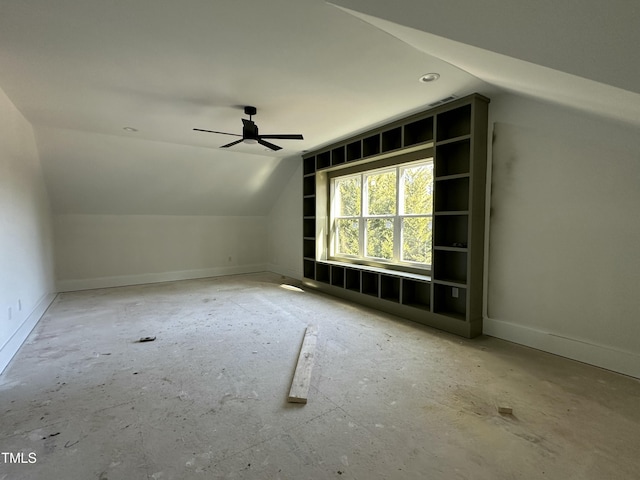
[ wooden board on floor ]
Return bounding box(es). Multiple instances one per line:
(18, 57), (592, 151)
(287, 325), (318, 404)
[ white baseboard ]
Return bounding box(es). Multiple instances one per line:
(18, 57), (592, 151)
(484, 317), (640, 379)
(0, 292), (57, 375)
(265, 263), (302, 281)
(56, 264), (268, 292)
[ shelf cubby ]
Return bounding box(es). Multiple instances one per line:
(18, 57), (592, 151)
(331, 265), (345, 287)
(401, 279), (431, 310)
(404, 117), (434, 147)
(361, 271), (379, 297)
(380, 275), (400, 303)
(363, 134), (381, 157)
(316, 263), (330, 284)
(437, 104), (471, 142)
(433, 283), (467, 320)
(434, 177), (469, 212)
(434, 214), (468, 248)
(381, 127), (402, 153)
(303, 239), (315, 259)
(303, 218), (315, 238)
(332, 146), (346, 166)
(303, 197), (315, 217)
(435, 139), (470, 177)
(433, 250), (468, 285)
(303, 260), (315, 279)
(345, 268), (361, 292)
(303, 156), (316, 175)
(303, 175), (315, 196)
(317, 151), (331, 170)
(346, 141), (362, 162)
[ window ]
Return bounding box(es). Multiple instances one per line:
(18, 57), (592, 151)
(330, 158), (433, 271)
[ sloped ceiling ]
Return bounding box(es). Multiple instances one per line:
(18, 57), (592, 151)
(332, 0), (640, 95)
(332, 0), (640, 127)
(0, 1), (637, 215)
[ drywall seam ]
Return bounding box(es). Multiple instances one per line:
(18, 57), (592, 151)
(0, 293), (57, 375)
(57, 264), (268, 292)
(484, 318), (640, 379)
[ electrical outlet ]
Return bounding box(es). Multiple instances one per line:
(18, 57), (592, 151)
(452, 287), (459, 298)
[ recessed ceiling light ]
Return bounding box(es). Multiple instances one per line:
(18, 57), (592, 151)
(123, 127), (138, 132)
(419, 73), (440, 83)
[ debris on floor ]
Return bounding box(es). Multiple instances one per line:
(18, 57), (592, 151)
(287, 325), (318, 404)
(498, 406), (513, 415)
(137, 336), (156, 343)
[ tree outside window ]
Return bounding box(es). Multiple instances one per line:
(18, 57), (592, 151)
(331, 159), (433, 270)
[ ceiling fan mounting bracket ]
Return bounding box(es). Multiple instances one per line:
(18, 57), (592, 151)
(244, 106), (257, 117)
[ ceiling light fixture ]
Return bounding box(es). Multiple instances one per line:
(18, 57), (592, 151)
(123, 127), (138, 132)
(419, 73), (440, 83)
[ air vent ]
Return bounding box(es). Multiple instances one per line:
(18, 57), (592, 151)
(429, 95), (457, 108)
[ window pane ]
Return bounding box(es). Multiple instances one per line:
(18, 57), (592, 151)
(366, 171), (396, 215)
(336, 177), (361, 216)
(336, 218), (359, 256)
(366, 218), (394, 260)
(402, 217), (432, 264)
(402, 163), (433, 215)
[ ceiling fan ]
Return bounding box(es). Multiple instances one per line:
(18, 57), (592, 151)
(193, 106), (303, 151)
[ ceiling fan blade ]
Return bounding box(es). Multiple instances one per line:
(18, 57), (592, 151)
(259, 134), (304, 140)
(258, 139), (282, 151)
(220, 139), (245, 148)
(193, 128), (242, 137)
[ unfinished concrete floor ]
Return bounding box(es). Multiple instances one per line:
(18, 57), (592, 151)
(1, 272), (639, 479)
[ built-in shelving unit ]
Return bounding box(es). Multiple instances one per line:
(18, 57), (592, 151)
(301, 94), (489, 338)
(302, 154), (317, 283)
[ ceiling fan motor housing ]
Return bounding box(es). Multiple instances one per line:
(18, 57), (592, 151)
(242, 120), (259, 139)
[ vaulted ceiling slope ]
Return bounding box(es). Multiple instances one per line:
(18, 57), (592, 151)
(333, 0), (640, 95)
(332, 0), (640, 128)
(0, 1), (637, 215)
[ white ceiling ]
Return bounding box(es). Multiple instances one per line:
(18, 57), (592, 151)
(1, 0), (637, 215)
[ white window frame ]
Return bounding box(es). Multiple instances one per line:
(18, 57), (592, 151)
(329, 158), (433, 273)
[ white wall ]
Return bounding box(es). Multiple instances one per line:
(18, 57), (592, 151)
(485, 93), (640, 378)
(54, 214), (268, 291)
(267, 162), (303, 279)
(0, 87), (56, 373)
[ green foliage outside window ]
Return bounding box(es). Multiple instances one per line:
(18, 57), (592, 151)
(401, 164), (433, 264)
(402, 217), (432, 264)
(336, 218), (359, 256)
(366, 170), (396, 215)
(336, 177), (360, 255)
(333, 160), (432, 268)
